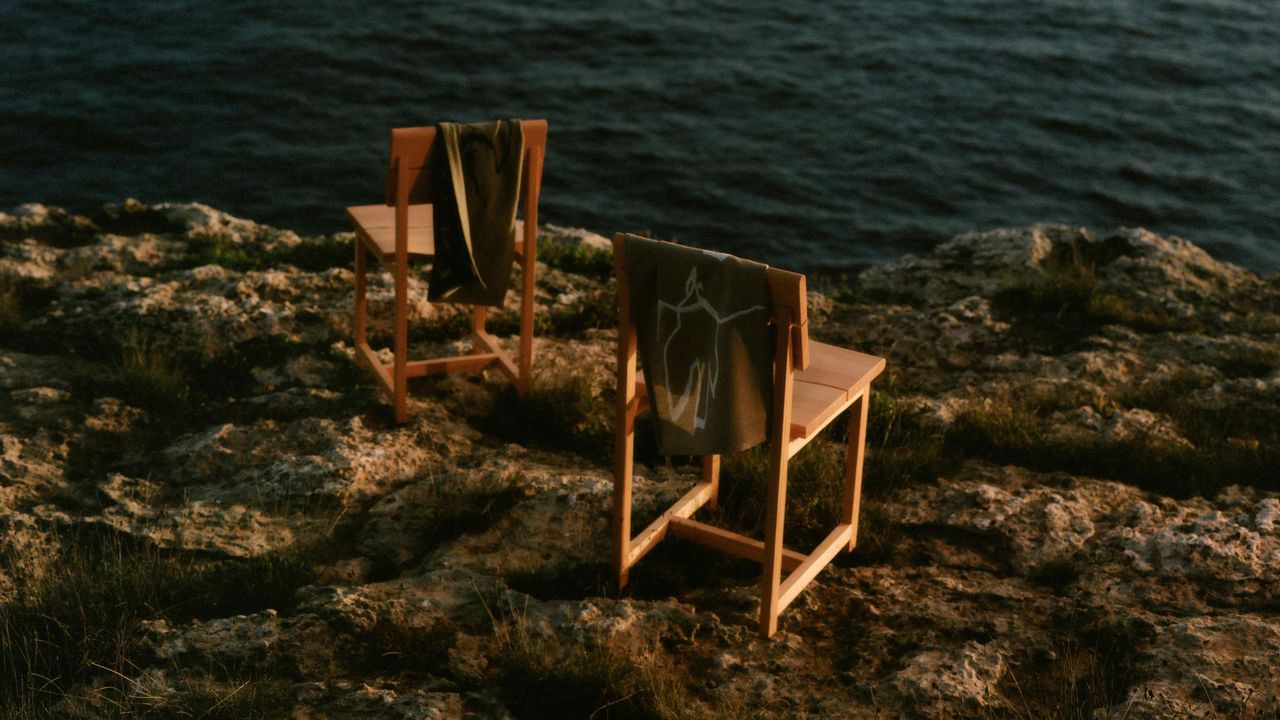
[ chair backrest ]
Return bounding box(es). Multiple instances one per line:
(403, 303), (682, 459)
(765, 266), (810, 372)
(383, 119), (548, 210)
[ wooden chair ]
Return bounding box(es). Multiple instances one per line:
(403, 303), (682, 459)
(611, 233), (885, 637)
(348, 120), (548, 422)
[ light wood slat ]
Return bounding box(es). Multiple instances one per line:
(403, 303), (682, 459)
(357, 342), (394, 396)
(789, 380), (847, 439)
(788, 392), (856, 458)
(400, 354), (497, 378)
(626, 482), (713, 567)
(348, 204), (435, 258)
(794, 341), (885, 393)
(668, 517), (806, 572)
(776, 523), (853, 612)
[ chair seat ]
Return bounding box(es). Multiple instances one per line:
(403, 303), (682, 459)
(347, 204), (525, 261)
(348, 203), (435, 258)
(791, 341), (885, 439)
(635, 341), (884, 442)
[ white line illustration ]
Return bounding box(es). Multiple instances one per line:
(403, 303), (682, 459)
(657, 265), (765, 431)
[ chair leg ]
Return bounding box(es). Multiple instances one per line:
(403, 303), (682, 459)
(518, 244), (535, 397)
(354, 240), (367, 356)
(703, 455), (721, 510)
(471, 306), (487, 352)
(843, 389), (870, 551)
(759, 446), (790, 638)
(613, 411), (635, 590)
(393, 259), (409, 423)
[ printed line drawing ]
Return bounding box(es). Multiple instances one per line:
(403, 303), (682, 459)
(657, 265), (765, 431)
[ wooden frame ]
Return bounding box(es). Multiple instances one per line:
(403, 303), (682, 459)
(610, 233), (885, 638)
(350, 120), (548, 422)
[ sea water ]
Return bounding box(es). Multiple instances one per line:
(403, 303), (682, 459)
(3, 0), (1278, 271)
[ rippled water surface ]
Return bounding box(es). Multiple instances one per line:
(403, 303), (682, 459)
(3, 0), (1278, 270)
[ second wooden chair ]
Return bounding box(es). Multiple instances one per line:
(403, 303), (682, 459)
(348, 120), (548, 422)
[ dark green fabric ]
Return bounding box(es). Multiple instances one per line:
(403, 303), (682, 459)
(623, 234), (774, 456)
(429, 119), (524, 307)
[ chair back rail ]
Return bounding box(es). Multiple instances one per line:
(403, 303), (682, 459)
(385, 119), (548, 207)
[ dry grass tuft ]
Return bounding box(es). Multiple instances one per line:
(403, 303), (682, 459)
(0, 275), (20, 340)
(111, 330), (190, 411)
(470, 369), (613, 461)
(494, 614), (727, 720)
(0, 528), (316, 716)
(995, 238), (1191, 350)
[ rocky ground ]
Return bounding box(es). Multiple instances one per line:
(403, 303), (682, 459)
(1, 200), (1277, 719)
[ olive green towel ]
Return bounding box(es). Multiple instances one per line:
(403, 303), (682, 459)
(623, 234), (774, 455)
(429, 119), (524, 307)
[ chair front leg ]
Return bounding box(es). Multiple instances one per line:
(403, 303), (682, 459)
(760, 444), (790, 638)
(843, 389), (870, 551)
(393, 259), (409, 423)
(612, 389), (635, 591)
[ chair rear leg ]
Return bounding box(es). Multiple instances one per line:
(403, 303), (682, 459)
(843, 389), (870, 551)
(518, 243), (536, 397)
(703, 455), (721, 510)
(471, 306), (487, 352)
(613, 411), (635, 590)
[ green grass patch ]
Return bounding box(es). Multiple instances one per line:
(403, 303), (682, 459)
(179, 230), (259, 272)
(538, 241), (615, 279)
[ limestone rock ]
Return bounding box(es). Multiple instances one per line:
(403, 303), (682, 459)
(3, 201), (1277, 719)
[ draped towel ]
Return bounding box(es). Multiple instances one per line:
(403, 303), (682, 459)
(428, 119), (524, 307)
(623, 234), (774, 455)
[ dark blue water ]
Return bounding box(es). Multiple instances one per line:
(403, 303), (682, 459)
(3, 1), (1279, 271)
